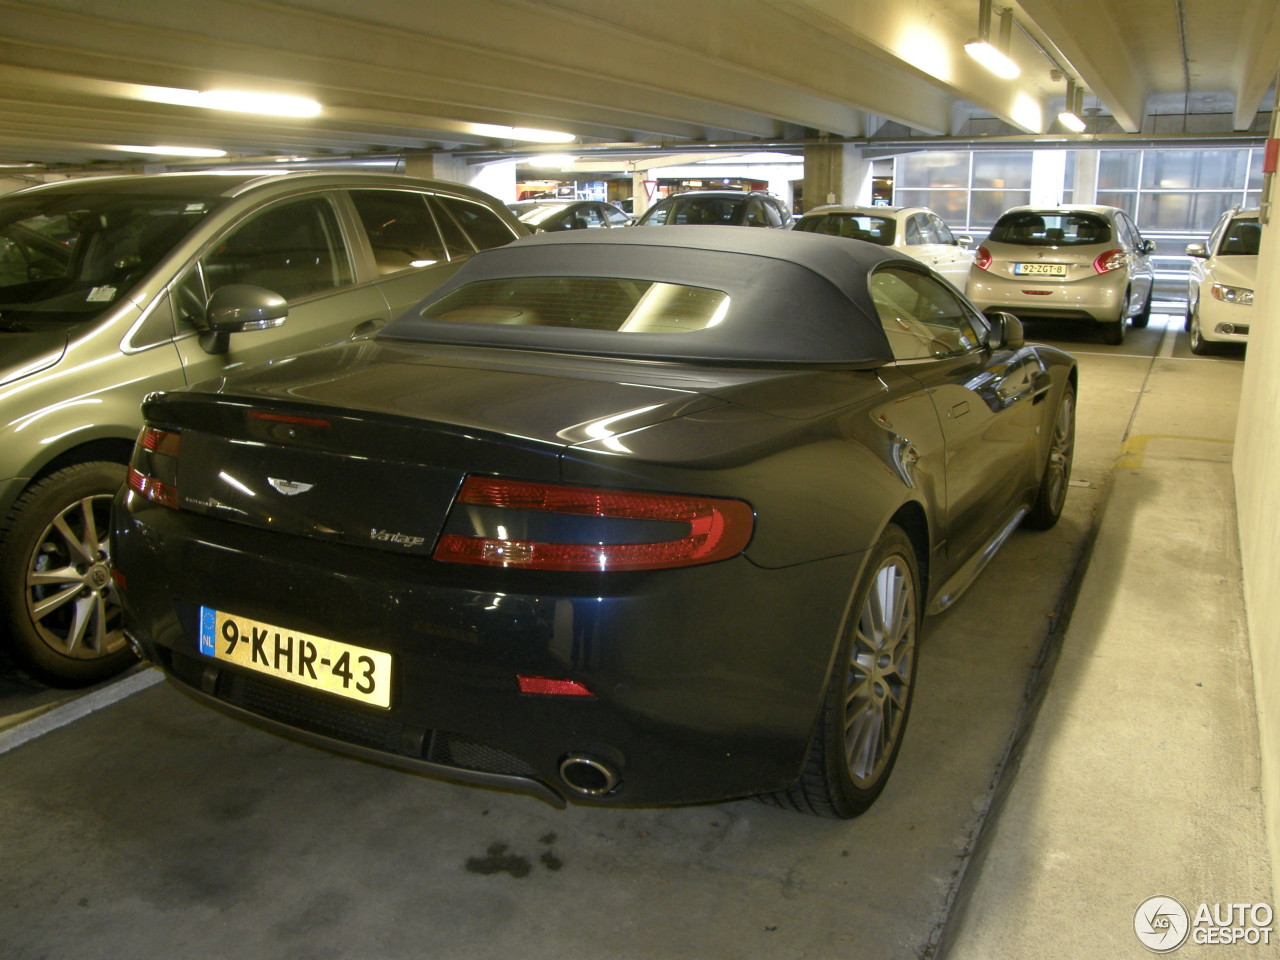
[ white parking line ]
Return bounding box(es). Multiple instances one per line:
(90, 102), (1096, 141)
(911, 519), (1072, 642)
(0, 669), (163, 756)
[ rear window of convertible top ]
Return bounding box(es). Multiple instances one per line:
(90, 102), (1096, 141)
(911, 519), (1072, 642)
(421, 277), (730, 334)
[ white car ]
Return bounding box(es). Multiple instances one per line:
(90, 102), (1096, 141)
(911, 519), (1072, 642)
(794, 204), (974, 288)
(1185, 207), (1260, 354)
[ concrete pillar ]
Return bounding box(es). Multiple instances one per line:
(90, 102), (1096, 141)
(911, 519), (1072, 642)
(1030, 150), (1066, 207)
(404, 153), (469, 184)
(468, 160), (518, 204)
(801, 143), (871, 211)
(632, 170), (655, 217)
(1072, 149), (1100, 205)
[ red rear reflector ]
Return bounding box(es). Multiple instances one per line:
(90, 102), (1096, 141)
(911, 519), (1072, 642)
(1022, 290), (1052, 295)
(974, 245), (992, 271)
(248, 411), (332, 427)
(517, 675), (595, 697)
(111, 568), (128, 591)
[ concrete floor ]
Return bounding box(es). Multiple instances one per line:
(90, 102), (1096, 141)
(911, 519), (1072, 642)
(0, 312), (1269, 959)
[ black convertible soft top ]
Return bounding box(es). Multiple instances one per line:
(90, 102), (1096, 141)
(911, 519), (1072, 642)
(381, 226), (915, 366)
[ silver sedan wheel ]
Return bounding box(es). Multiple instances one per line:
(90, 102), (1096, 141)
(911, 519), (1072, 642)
(844, 554), (917, 789)
(25, 492), (126, 660)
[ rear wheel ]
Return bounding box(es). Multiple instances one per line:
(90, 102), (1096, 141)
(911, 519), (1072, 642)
(1023, 383), (1075, 530)
(1131, 288), (1152, 328)
(762, 524), (920, 818)
(0, 462), (136, 687)
(1101, 294), (1128, 345)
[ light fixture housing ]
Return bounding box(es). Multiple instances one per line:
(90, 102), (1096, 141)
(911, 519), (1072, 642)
(965, 0), (1020, 79)
(1057, 79), (1087, 133)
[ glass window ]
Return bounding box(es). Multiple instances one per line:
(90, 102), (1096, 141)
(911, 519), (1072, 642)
(794, 213), (895, 244)
(869, 267), (983, 360)
(201, 196), (353, 302)
(990, 211), (1112, 247)
(1098, 152), (1140, 190)
(1142, 192), (1240, 232)
(603, 205), (631, 227)
(897, 152), (969, 189)
(1218, 217), (1261, 255)
(969, 191), (1031, 228)
(433, 195), (517, 251)
(579, 206), (608, 228)
(743, 198), (771, 227)
(972, 151), (1033, 189)
(422, 277), (730, 335)
(1096, 191), (1137, 218)
(350, 190), (448, 274)
(929, 214), (956, 245)
(904, 216), (923, 245)
(1141, 149), (1250, 190)
(894, 189), (967, 226)
(1248, 149), (1264, 191)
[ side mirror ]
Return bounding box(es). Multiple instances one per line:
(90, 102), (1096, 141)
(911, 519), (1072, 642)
(1139, 239), (1157, 255)
(199, 284), (288, 355)
(1185, 242), (1208, 258)
(989, 311), (1025, 350)
(957, 234), (974, 247)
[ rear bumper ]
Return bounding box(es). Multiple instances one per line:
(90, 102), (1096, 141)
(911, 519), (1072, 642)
(967, 271), (1128, 323)
(114, 491), (860, 807)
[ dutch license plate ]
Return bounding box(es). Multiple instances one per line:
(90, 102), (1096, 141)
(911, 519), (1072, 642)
(1014, 262), (1067, 277)
(198, 606), (392, 708)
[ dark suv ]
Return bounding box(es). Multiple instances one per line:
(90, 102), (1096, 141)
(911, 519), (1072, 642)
(636, 191), (794, 229)
(0, 171), (524, 685)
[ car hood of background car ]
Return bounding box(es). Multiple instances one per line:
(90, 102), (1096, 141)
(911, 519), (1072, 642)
(379, 227), (903, 367)
(1207, 257), (1258, 288)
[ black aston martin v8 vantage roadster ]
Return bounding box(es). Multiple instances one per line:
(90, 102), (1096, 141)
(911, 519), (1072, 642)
(113, 227), (1076, 818)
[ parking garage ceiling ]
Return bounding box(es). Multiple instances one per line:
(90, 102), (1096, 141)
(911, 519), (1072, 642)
(1, 0), (1278, 171)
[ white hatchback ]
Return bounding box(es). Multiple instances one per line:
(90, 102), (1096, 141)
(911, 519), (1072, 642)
(793, 205), (974, 289)
(1185, 207), (1260, 354)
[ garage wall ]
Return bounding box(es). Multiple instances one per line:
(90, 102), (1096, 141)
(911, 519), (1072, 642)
(1233, 106), (1280, 906)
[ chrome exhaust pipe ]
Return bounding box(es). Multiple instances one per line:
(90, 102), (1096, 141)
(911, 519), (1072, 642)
(559, 754), (620, 797)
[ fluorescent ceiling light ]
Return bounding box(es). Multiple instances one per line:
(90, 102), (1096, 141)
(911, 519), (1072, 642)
(470, 123), (574, 144)
(1057, 111), (1086, 133)
(107, 144), (228, 158)
(133, 85), (321, 117)
(964, 40), (1020, 79)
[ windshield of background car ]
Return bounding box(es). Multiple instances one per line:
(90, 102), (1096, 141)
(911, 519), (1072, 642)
(794, 214), (896, 245)
(509, 203), (571, 227)
(1218, 218), (1261, 255)
(421, 277), (730, 334)
(988, 212), (1111, 247)
(644, 196), (744, 226)
(0, 191), (223, 324)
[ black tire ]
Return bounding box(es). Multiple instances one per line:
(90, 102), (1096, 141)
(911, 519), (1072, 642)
(1188, 302), (1218, 355)
(1131, 289), (1152, 329)
(762, 524), (921, 818)
(1101, 294), (1128, 345)
(0, 462), (136, 687)
(1023, 383), (1076, 530)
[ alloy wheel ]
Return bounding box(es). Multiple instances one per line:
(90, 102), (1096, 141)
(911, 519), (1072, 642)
(24, 492), (126, 660)
(844, 555), (917, 788)
(1043, 390), (1075, 516)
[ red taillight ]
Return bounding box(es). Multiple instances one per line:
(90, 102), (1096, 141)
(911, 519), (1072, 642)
(127, 467), (178, 509)
(129, 426), (181, 509)
(1093, 248), (1126, 274)
(139, 427), (181, 456)
(433, 476), (754, 572)
(974, 245), (992, 270)
(517, 675), (596, 697)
